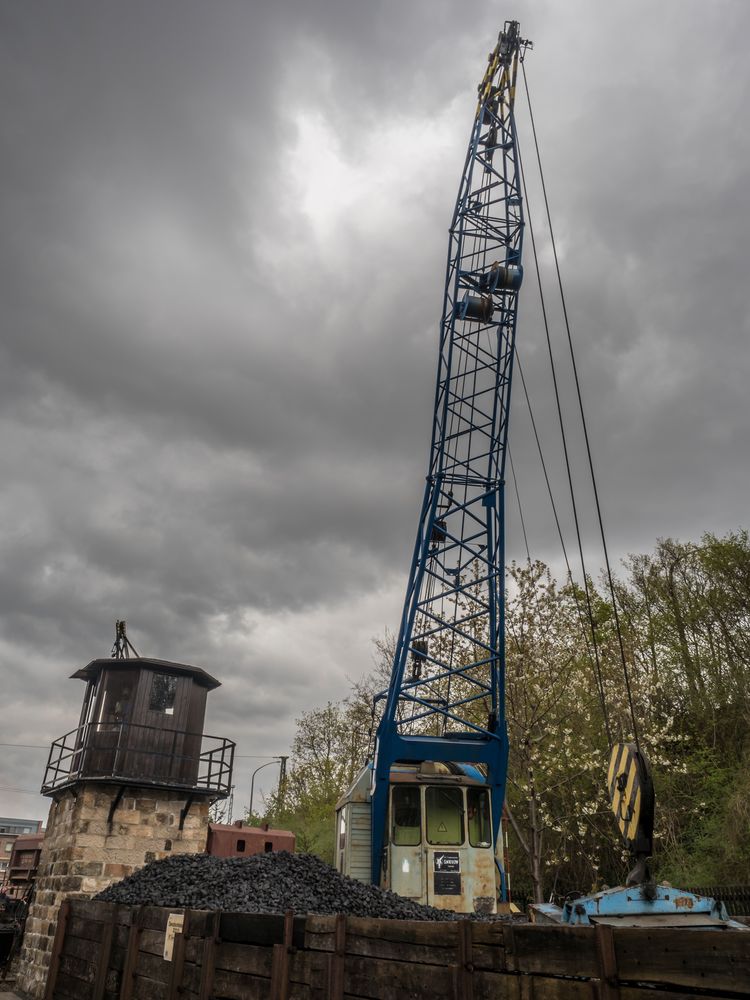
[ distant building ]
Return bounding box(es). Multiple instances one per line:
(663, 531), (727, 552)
(207, 820), (295, 857)
(0, 819), (43, 882)
(5, 833), (45, 899)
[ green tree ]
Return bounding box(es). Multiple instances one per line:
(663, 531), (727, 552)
(260, 699), (371, 861)
(259, 530), (750, 893)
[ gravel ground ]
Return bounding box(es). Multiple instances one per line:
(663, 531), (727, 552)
(95, 851), (467, 920)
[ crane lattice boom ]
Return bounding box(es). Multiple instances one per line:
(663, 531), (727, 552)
(371, 21), (529, 884)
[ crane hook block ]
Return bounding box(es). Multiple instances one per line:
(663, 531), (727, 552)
(607, 742), (655, 857)
(457, 294), (494, 323)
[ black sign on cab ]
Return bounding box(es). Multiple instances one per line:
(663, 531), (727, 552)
(433, 851), (460, 872)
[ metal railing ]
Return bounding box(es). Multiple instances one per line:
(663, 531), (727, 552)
(41, 721), (235, 798)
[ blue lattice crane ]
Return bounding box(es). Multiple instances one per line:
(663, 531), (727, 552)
(335, 22), (530, 913)
(334, 21), (750, 927)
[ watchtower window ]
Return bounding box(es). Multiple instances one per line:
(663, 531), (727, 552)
(149, 673), (177, 715)
(97, 670), (136, 725)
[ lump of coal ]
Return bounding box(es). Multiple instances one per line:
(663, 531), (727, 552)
(95, 851), (463, 920)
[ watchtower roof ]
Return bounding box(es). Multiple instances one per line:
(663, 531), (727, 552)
(70, 656), (221, 690)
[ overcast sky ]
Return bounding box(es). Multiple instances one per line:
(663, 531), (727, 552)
(1, 0), (748, 825)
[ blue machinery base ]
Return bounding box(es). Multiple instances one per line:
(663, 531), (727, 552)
(531, 883), (748, 929)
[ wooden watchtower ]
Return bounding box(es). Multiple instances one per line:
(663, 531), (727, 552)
(46, 656), (230, 798)
(17, 627), (235, 999)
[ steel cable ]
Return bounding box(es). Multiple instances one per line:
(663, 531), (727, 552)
(516, 125), (613, 748)
(521, 60), (640, 751)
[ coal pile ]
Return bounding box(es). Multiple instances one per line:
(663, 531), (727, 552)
(95, 852), (460, 921)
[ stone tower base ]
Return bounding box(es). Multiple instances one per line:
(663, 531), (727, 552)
(16, 784), (209, 998)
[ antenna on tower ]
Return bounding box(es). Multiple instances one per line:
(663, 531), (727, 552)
(111, 620), (140, 659)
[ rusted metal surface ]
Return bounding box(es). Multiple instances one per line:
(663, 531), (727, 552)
(207, 820), (295, 857)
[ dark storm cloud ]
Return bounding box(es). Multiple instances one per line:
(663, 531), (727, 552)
(1, 0), (749, 817)
(505, 2), (750, 563)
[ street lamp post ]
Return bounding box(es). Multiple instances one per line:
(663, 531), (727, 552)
(248, 758), (281, 820)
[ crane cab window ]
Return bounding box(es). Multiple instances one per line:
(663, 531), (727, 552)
(337, 810), (347, 872)
(467, 788), (492, 848)
(426, 786), (464, 845)
(391, 786), (421, 846)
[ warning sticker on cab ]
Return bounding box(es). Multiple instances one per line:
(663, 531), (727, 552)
(433, 851), (460, 873)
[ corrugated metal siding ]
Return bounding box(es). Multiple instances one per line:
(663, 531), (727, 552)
(348, 802), (372, 883)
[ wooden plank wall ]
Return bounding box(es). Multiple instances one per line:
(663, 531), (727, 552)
(43, 900), (750, 1000)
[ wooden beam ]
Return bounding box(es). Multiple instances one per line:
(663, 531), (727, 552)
(270, 909), (295, 1000)
(166, 909), (191, 999)
(503, 922), (516, 973)
(453, 920), (474, 1000)
(327, 913), (346, 1000)
(198, 911), (220, 1000)
(595, 924), (620, 1000)
(91, 905), (118, 1000)
(118, 906), (143, 1000)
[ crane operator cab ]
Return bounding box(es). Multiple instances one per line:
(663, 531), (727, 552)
(335, 761), (505, 915)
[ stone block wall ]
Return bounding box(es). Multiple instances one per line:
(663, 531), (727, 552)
(16, 783), (209, 998)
